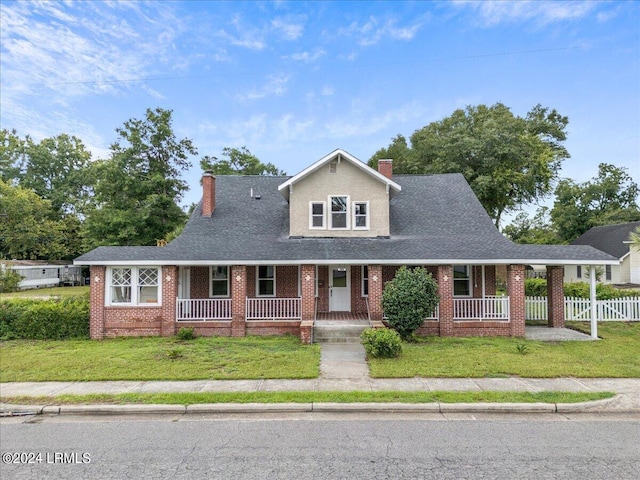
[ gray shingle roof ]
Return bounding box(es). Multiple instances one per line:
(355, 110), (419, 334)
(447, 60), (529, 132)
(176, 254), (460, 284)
(571, 221), (640, 259)
(75, 173), (618, 265)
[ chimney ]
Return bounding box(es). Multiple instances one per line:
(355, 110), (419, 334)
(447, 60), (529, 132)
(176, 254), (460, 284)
(377, 159), (393, 179)
(202, 171), (216, 217)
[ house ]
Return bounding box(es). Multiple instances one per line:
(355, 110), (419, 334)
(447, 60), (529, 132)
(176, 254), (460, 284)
(565, 221), (640, 285)
(1, 260), (83, 290)
(74, 149), (617, 342)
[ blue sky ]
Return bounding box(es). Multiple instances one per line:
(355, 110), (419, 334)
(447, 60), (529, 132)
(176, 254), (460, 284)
(1, 0), (638, 221)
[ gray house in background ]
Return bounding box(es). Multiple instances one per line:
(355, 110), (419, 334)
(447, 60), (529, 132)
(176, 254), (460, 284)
(566, 221), (640, 285)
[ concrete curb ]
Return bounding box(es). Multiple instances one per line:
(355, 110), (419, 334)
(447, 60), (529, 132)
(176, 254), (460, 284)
(3, 398), (636, 416)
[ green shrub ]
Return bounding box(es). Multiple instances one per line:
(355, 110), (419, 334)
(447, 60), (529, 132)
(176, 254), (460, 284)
(382, 266), (439, 340)
(524, 278), (547, 296)
(361, 328), (402, 358)
(524, 279), (639, 300)
(0, 266), (23, 293)
(0, 296), (89, 339)
(176, 327), (196, 340)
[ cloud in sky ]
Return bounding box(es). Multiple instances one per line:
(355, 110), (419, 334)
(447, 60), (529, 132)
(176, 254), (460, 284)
(336, 16), (423, 46)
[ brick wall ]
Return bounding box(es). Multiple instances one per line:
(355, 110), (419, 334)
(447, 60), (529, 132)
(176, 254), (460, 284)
(547, 265), (565, 328)
(317, 266), (329, 312)
(351, 266), (367, 314)
(276, 265), (299, 298)
(507, 264), (526, 337)
(190, 266), (210, 298)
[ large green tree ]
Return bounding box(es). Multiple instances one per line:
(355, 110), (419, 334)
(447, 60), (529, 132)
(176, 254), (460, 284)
(0, 129), (25, 183)
(502, 207), (560, 244)
(550, 163), (640, 242)
(83, 108), (197, 248)
(200, 147), (285, 175)
(369, 103), (570, 227)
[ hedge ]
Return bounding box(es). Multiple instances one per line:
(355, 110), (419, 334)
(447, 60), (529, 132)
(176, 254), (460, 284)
(524, 279), (640, 300)
(0, 296), (89, 340)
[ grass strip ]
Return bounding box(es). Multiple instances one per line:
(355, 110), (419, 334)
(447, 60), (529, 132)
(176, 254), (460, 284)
(1, 391), (614, 406)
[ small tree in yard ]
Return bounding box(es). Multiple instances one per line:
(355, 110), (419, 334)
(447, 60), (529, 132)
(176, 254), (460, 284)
(382, 266), (439, 340)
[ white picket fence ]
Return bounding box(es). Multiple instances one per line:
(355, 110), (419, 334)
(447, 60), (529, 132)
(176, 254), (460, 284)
(525, 296), (640, 322)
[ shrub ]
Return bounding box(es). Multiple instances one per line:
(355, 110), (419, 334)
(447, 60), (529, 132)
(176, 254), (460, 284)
(0, 296), (89, 339)
(0, 266), (23, 293)
(176, 327), (196, 340)
(361, 328), (402, 358)
(382, 266), (439, 340)
(524, 278), (547, 297)
(524, 279), (639, 300)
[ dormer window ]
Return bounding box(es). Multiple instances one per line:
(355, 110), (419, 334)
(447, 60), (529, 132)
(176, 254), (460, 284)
(309, 202), (326, 229)
(330, 196), (349, 229)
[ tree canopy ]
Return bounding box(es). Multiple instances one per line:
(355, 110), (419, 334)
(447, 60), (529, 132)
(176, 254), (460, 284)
(200, 147), (285, 176)
(369, 103), (570, 227)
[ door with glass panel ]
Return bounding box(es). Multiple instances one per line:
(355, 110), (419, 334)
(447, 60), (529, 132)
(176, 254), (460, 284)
(329, 265), (351, 311)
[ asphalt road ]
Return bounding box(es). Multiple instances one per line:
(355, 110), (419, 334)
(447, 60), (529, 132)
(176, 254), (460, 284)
(1, 412), (638, 479)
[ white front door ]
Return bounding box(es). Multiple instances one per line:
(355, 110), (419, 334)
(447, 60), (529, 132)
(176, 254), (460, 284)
(329, 265), (351, 311)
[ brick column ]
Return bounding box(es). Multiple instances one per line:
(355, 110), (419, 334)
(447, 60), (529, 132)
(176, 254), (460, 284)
(507, 264), (526, 337)
(161, 265), (178, 337)
(89, 266), (106, 339)
(547, 265), (565, 328)
(437, 265), (454, 337)
(300, 264), (316, 321)
(231, 265), (247, 337)
(368, 264), (383, 321)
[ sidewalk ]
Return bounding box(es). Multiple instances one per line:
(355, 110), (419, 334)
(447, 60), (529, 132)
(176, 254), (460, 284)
(1, 343), (639, 415)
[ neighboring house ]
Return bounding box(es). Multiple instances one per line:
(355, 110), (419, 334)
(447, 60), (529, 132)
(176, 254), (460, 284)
(566, 221), (640, 285)
(74, 149), (617, 341)
(1, 260), (83, 290)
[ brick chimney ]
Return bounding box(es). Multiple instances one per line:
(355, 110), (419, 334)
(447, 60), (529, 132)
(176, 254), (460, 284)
(377, 159), (393, 179)
(202, 171), (216, 217)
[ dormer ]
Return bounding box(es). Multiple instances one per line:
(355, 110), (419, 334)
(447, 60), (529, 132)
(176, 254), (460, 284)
(278, 149), (401, 238)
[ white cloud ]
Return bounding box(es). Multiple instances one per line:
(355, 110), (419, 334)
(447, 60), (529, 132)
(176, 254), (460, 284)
(336, 16), (422, 46)
(271, 17), (305, 40)
(323, 101), (424, 138)
(217, 14), (266, 50)
(236, 74), (290, 101)
(285, 49), (326, 63)
(321, 86), (334, 96)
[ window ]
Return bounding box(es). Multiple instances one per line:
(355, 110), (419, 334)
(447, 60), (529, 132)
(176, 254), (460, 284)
(605, 264), (612, 281)
(453, 265), (471, 296)
(309, 202), (325, 229)
(576, 265), (582, 279)
(362, 266), (369, 297)
(329, 162), (337, 173)
(257, 265), (275, 296)
(353, 201), (369, 230)
(210, 266), (229, 297)
(330, 196), (349, 229)
(108, 267), (160, 305)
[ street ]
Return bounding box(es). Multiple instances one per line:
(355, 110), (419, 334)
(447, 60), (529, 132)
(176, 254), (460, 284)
(1, 412), (639, 479)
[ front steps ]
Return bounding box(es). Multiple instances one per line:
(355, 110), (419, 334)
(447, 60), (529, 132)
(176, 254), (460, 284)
(313, 320), (370, 344)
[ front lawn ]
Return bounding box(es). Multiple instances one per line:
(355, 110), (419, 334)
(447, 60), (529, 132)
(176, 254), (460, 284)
(0, 286), (89, 299)
(368, 322), (640, 378)
(0, 336), (320, 382)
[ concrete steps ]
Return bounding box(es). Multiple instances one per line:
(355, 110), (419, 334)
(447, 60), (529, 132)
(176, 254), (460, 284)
(313, 323), (369, 344)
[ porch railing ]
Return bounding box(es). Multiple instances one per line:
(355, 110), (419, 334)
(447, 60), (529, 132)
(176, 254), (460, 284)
(453, 296), (509, 321)
(176, 298), (232, 321)
(246, 297), (301, 320)
(525, 296), (640, 322)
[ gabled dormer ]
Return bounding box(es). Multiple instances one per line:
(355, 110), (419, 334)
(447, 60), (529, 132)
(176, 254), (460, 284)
(278, 149), (401, 238)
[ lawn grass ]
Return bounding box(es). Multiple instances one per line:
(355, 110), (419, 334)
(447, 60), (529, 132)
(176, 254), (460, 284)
(1, 391), (614, 405)
(0, 286), (89, 299)
(0, 336), (320, 382)
(368, 322), (640, 378)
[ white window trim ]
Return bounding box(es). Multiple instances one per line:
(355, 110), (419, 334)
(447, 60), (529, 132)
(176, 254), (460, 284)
(352, 201), (370, 231)
(329, 195), (350, 230)
(453, 265), (472, 298)
(106, 266), (162, 306)
(256, 265), (276, 297)
(209, 266), (230, 298)
(362, 265), (369, 297)
(309, 201), (326, 230)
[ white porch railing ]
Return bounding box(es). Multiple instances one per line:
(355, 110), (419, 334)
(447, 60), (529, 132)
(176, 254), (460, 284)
(176, 298), (232, 321)
(525, 296), (640, 321)
(453, 296), (509, 321)
(246, 297), (301, 320)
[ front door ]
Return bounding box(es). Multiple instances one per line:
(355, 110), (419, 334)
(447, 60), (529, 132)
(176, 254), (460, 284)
(329, 265), (351, 311)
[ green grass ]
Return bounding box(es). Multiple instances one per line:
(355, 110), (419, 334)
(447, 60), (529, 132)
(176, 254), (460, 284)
(0, 336), (320, 382)
(0, 286), (89, 299)
(368, 322), (640, 378)
(0, 391), (615, 405)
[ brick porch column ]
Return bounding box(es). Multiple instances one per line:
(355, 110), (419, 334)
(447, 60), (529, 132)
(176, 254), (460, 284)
(89, 266), (106, 339)
(437, 265), (454, 337)
(161, 266), (178, 336)
(231, 265), (247, 337)
(547, 266), (565, 328)
(300, 264), (316, 321)
(368, 264), (383, 321)
(507, 264), (526, 337)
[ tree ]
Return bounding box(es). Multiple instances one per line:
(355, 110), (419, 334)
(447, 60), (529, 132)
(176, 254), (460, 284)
(503, 207), (560, 244)
(369, 103), (570, 228)
(630, 226), (640, 251)
(200, 147), (285, 175)
(83, 108), (197, 248)
(381, 266), (439, 341)
(0, 129), (25, 183)
(550, 163), (640, 242)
